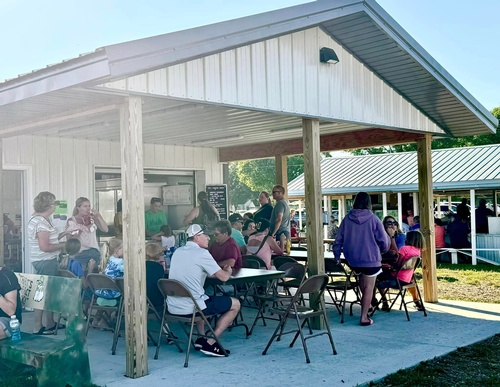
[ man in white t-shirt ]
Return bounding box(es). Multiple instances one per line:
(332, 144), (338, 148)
(167, 224), (240, 357)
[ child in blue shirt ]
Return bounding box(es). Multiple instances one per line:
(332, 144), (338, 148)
(95, 238), (124, 305)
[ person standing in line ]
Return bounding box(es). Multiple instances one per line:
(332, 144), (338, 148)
(27, 191), (69, 335)
(252, 191), (273, 223)
(456, 198), (470, 221)
(145, 197), (167, 238)
(183, 191), (220, 235)
(269, 185), (290, 249)
(333, 192), (390, 326)
(66, 197), (108, 275)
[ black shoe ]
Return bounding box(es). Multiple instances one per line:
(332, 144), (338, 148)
(200, 341), (229, 357)
(381, 302), (390, 311)
(194, 337), (207, 350)
(414, 301), (424, 311)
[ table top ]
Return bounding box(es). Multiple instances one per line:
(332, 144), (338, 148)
(205, 268), (285, 286)
(286, 250), (336, 260)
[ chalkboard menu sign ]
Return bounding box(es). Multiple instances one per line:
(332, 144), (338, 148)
(206, 185), (228, 220)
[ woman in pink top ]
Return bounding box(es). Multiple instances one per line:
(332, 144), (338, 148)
(376, 230), (424, 311)
(246, 219), (283, 269)
(434, 218), (447, 248)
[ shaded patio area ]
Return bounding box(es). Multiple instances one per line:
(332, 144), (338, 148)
(20, 297), (500, 386)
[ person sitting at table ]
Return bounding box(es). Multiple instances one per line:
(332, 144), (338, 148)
(0, 266), (22, 340)
(209, 220), (242, 269)
(168, 224), (240, 357)
(145, 242), (166, 312)
(243, 212), (254, 221)
(228, 213), (246, 249)
(246, 219), (283, 269)
(376, 230), (425, 311)
(290, 220), (299, 239)
(410, 216), (420, 230)
(381, 216), (406, 264)
(252, 191), (273, 223)
(145, 197), (167, 238)
(152, 224), (176, 250)
(242, 219), (256, 244)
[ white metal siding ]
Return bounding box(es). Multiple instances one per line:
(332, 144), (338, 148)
(101, 27), (442, 134)
(2, 135), (222, 208)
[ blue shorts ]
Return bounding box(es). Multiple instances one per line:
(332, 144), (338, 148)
(203, 296), (232, 315)
(276, 230), (290, 240)
(74, 248), (101, 270)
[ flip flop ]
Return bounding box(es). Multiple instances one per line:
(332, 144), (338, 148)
(33, 327), (46, 335)
(360, 318), (374, 326)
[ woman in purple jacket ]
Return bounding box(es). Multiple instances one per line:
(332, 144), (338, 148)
(333, 192), (390, 326)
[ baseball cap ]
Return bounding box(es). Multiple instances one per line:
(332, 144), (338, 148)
(228, 213), (244, 223)
(186, 224), (204, 237)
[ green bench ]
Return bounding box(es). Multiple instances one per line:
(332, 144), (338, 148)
(0, 273), (91, 387)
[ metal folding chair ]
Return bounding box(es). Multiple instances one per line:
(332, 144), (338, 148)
(373, 256), (428, 321)
(262, 274), (337, 363)
(154, 279), (228, 367)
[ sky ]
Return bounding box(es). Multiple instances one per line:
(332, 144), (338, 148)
(1, 0), (498, 111)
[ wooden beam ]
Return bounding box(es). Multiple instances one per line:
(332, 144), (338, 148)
(417, 134), (438, 303)
(120, 96), (148, 378)
(220, 128), (424, 162)
(303, 118), (324, 328)
(275, 155), (288, 201)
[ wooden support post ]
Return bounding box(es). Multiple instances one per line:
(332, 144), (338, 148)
(0, 139), (3, 266)
(275, 155), (288, 201)
(303, 118), (323, 328)
(120, 96), (148, 378)
(417, 135), (437, 302)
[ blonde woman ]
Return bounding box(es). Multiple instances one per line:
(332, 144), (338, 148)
(66, 197), (108, 274)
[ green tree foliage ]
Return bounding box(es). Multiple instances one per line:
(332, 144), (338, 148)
(228, 155), (305, 206)
(351, 107), (500, 155)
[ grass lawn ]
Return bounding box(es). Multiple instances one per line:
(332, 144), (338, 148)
(369, 334), (500, 386)
(417, 263), (500, 303)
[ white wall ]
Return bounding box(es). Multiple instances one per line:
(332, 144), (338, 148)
(2, 135), (222, 213)
(101, 27), (443, 135)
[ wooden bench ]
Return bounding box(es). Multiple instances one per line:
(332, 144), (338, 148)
(0, 273), (91, 387)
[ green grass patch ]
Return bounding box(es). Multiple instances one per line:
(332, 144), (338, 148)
(369, 334), (500, 386)
(415, 263), (500, 304)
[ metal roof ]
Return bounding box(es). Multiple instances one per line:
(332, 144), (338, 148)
(287, 144), (500, 196)
(0, 0), (497, 147)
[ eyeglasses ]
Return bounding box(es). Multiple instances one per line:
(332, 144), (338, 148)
(385, 221), (397, 226)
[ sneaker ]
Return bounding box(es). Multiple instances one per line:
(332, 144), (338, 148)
(200, 341), (229, 357)
(194, 337), (207, 350)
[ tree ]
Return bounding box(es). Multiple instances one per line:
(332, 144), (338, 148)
(228, 155), (306, 207)
(350, 107), (500, 155)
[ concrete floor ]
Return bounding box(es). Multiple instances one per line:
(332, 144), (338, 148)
(20, 296), (500, 387)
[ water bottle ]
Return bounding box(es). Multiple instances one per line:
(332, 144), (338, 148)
(10, 315), (21, 342)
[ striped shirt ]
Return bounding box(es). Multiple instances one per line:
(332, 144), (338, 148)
(27, 215), (60, 262)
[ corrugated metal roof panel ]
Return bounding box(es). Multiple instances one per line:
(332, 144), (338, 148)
(288, 144), (500, 196)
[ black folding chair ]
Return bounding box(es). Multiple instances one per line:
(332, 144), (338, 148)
(262, 274), (337, 363)
(373, 256), (427, 321)
(324, 259), (361, 323)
